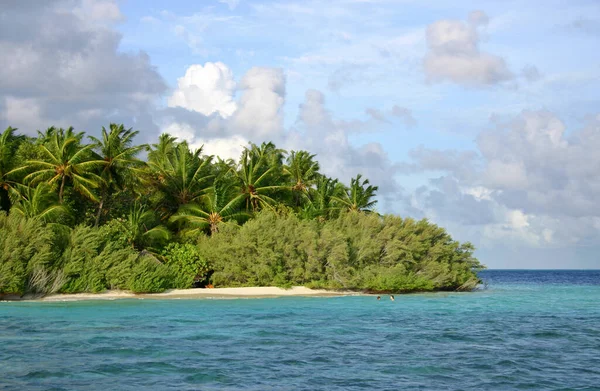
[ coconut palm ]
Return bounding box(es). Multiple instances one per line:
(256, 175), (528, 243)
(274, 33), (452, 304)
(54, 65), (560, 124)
(284, 150), (320, 208)
(234, 142), (286, 211)
(299, 176), (345, 220)
(36, 127), (58, 144)
(14, 127), (104, 203)
(171, 178), (249, 235)
(147, 133), (177, 170)
(147, 140), (214, 216)
(119, 202), (170, 250)
(89, 124), (146, 226)
(0, 127), (24, 213)
(11, 183), (69, 223)
(332, 174), (378, 213)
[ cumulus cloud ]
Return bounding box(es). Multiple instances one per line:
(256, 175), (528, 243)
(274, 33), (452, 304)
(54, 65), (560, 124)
(161, 66), (399, 207)
(229, 67), (286, 139)
(412, 176), (497, 226)
(168, 62), (237, 118)
(423, 11), (514, 86)
(0, 0), (165, 135)
(163, 122), (246, 161)
(402, 110), (600, 249)
(74, 0), (124, 22)
(162, 65), (286, 143)
(288, 90), (401, 200)
(162, 64), (286, 159)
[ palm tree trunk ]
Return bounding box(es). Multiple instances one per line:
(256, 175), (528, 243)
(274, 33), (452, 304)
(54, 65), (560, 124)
(94, 192), (106, 227)
(58, 176), (66, 204)
(0, 187), (10, 213)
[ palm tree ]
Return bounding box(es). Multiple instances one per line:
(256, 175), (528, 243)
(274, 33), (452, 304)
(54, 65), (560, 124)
(119, 202), (170, 250)
(284, 150), (320, 208)
(11, 183), (69, 223)
(89, 124), (146, 226)
(234, 142), (286, 211)
(0, 127), (24, 213)
(147, 140), (214, 216)
(171, 177), (249, 235)
(332, 174), (378, 213)
(36, 127), (59, 144)
(300, 175), (345, 220)
(147, 133), (177, 170)
(13, 127), (104, 203)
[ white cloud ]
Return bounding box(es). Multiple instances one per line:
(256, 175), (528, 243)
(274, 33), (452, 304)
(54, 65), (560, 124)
(229, 67), (286, 139)
(468, 10), (489, 27)
(288, 89), (400, 199)
(161, 65), (286, 160)
(164, 122), (246, 161)
(0, 0), (165, 134)
(74, 0), (124, 23)
(423, 11), (514, 86)
(484, 160), (528, 189)
(168, 62), (237, 118)
(2, 97), (44, 131)
(161, 67), (399, 205)
(402, 110), (600, 249)
(198, 135), (247, 161)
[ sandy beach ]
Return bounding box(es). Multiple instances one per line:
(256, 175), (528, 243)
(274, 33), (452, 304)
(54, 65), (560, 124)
(2, 286), (356, 302)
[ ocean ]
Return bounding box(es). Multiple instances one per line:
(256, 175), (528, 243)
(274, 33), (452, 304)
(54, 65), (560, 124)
(1, 270), (599, 390)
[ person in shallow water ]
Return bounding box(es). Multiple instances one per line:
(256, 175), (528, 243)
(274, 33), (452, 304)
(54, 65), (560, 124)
(377, 296), (381, 300)
(390, 295), (395, 301)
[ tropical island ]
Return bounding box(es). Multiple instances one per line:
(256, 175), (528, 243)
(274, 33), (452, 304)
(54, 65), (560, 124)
(0, 125), (484, 298)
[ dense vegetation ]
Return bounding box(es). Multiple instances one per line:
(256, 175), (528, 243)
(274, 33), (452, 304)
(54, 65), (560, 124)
(0, 125), (483, 296)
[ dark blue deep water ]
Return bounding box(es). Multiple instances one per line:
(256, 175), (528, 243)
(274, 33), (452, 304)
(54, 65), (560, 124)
(1, 270), (600, 390)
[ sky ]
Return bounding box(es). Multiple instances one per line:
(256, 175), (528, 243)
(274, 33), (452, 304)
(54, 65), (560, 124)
(1, 0), (600, 269)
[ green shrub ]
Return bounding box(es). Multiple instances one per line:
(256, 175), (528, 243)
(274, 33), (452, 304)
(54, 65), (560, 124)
(196, 210), (484, 293)
(1, 209), (484, 296)
(0, 213), (54, 295)
(127, 255), (172, 293)
(162, 243), (209, 289)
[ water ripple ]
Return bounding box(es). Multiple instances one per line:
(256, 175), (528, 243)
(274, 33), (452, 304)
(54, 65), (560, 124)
(1, 272), (600, 390)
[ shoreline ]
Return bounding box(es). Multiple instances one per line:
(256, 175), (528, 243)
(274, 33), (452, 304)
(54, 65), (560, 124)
(1, 286), (359, 302)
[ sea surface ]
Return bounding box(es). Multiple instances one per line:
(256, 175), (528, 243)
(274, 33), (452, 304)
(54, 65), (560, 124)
(1, 270), (600, 391)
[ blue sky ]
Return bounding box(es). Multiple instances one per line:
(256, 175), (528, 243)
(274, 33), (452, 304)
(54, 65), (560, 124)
(1, 0), (600, 268)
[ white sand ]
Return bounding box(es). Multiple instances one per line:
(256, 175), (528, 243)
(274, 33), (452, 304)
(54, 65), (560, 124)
(12, 286), (355, 301)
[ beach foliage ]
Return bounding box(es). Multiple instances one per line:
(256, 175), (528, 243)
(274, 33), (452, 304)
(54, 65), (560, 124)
(197, 210), (482, 291)
(0, 125), (484, 296)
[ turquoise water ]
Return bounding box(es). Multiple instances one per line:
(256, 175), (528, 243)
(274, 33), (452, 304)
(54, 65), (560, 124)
(1, 270), (600, 390)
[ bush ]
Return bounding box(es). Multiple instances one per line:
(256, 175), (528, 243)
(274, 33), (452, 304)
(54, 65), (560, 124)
(59, 224), (175, 294)
(0, 215), (177, 296)
(162, 243), (209, 289)
(1, 210), (483, 296)
(127, 255), (172, 293)
(197, 211), (319, 287)
(0, 213), (55, 295)
(197, 210), (483, 292)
